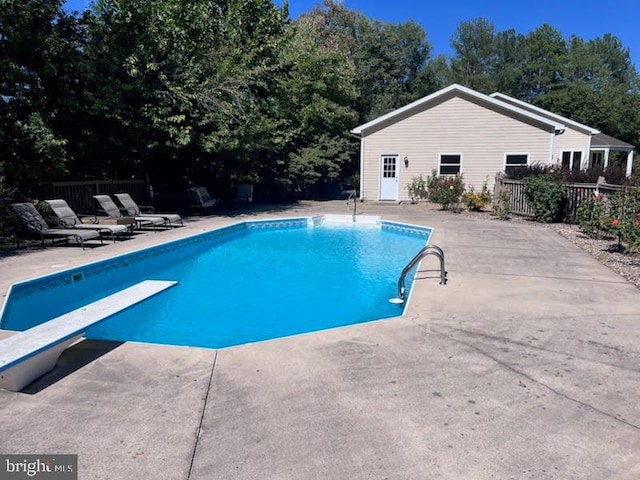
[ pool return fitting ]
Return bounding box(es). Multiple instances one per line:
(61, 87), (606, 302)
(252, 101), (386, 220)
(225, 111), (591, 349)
(389, 245), (447, 304)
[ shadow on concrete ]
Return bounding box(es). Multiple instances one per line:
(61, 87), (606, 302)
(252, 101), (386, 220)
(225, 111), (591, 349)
(21, 339), (124, 395)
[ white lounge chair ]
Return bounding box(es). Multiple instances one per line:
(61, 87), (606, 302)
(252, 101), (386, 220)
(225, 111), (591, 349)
(45, 199), (131, 242)
(113, 193), (183, 227)
(10, 203), (103, 250)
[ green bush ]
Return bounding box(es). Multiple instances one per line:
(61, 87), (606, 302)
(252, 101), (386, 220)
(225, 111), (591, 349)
(523, 174), (567, 223)
(426, 170), (464, 210)
(492, 189), (511, 219)
(461, 180), (491, 211)
(606, 188), (640, 251)
(406, 175), (428, 202)
(576, 192), (609, 238)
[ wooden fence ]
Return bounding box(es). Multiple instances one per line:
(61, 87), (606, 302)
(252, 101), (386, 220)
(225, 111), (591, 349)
(44, 180), (149, 215)
(494, 177), (625, 222)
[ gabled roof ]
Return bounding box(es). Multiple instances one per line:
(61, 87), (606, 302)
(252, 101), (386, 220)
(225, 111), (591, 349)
(490, 92), (600, 135)
(591, 133), (634, 149)
(350, 83), (565, 136)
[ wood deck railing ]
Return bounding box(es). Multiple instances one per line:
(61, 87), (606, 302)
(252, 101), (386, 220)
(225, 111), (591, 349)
(494, 177), (625, 222)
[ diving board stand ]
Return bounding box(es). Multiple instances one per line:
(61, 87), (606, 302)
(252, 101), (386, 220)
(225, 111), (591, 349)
(0, 279), (177, 392)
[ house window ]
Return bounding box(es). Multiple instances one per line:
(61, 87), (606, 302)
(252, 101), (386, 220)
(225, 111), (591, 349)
(590, 151), (604, 170)
(505, 154), (528, 173)
(439, 154), (461, 175)
(561, 151), (583, 171)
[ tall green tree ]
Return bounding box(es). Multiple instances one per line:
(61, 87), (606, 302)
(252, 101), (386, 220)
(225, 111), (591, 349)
(519, 24), (567, 102)
(83, 0), (290, 193)
(281, 7), (358, 193)
(449, 17), (497, 93)
(0, 0), (84, 193)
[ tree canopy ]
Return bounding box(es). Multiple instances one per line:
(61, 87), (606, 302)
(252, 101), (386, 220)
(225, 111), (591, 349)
(1, 0), (638, 199)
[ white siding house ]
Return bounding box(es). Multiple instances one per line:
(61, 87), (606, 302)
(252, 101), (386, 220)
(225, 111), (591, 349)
(351, 84), (634, 202)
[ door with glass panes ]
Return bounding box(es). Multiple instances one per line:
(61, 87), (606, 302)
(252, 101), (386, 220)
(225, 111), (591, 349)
(379, 155), (399, 200)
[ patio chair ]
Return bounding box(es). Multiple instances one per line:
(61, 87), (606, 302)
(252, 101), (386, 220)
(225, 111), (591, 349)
(93, 195), (166, 231)
(187, 186), (218, 214)
(44, 199), (131, 242)
(10, 203), (103, 250)
(113, 193), (183, 227)
(234, 184), (254, 203)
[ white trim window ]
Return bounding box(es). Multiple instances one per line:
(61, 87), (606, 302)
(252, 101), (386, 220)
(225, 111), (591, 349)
(504, 153), (529, 173)
(439, 154), (462, 175)
(561, 150), (583, 171)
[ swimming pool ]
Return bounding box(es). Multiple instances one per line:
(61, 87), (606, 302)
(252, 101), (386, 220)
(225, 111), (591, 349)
(0, 216), (431, 349)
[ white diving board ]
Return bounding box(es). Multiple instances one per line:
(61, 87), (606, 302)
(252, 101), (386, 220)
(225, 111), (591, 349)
(0, 279), (177, 392)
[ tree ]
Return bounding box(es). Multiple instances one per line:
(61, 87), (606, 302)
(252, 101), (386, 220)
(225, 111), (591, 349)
(519, 24), (567, 102)
(0, 0), (83, 193)
(281, 6), (358, 193)
(449, 18), (497, 93)
(82, 0), (290, 194)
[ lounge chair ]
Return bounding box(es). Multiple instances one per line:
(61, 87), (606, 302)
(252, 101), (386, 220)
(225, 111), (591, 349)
(44, 199), (131, 242)
(187, 186), (218, 214)
(93, 195), (166, 231)
(10, 203), (103, 250)
(113, 193), (183, 227)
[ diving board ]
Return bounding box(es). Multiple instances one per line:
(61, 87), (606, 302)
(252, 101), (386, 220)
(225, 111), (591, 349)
(0, 279), (177, 392)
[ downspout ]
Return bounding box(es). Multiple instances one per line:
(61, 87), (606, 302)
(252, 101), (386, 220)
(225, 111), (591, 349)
(350, 130), (364, 201)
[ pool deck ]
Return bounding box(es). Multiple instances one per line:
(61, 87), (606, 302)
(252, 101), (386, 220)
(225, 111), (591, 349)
(1, 201), (639, 479)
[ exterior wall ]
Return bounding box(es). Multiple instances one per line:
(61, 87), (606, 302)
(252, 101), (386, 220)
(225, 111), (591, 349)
(491, 94), (593, 167)
(360, 95), (553, 201)
(552, 127), (592, 168)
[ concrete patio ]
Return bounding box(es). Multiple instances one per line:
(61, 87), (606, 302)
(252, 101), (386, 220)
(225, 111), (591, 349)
(1, 201), (639, 479)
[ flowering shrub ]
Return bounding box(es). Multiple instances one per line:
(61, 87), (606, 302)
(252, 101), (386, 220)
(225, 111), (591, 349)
(523, 173), (567, 223)
(606, 189), (640, 251)
(577, 187), (640, 252)
(461, 180), (491, 211)
(406, 175), (428, 202)
(426, 170), (464, 210)
(576, 192), (609, 238)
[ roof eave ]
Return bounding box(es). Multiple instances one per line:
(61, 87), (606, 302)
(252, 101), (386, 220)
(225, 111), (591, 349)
(490, 92), (600, 135)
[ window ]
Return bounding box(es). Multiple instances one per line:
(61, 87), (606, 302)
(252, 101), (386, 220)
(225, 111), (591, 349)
(505, 154), (528, 173)
(381, 156), (397, 178)
(561, 151), (583, 171)
(439, 154), (461, 175)
(590, 151), (604, 169)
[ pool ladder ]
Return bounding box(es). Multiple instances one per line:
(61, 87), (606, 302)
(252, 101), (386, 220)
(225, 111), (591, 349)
(390, 245), (447, 304)
(346, 190), (358, 222)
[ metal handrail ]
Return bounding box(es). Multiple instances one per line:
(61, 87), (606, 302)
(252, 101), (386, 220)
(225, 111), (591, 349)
(346, 190), (357, 221)
(391, 245), (447, 303)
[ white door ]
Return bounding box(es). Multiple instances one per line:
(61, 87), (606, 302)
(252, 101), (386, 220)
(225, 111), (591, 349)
(380, 155), (399, 200)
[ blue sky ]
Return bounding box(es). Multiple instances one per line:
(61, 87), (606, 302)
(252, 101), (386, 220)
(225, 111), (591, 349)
(64, 0), (639, 70)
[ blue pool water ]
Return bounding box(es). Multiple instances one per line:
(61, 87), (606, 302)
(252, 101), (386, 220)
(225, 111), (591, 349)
(1, 218), (430, 349)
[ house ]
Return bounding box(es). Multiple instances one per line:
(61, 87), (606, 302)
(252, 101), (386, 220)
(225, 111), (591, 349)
(351, 84), (635, 202)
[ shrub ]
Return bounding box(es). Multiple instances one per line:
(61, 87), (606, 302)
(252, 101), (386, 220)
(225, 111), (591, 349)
(576, 192), (609, 238)
(406, 175), (428, 202)
(426, 170), (464, 210)
(492, 189), (511, 220)
(523, 174), (567, 223)
(504, 163), (555, 180)
(606, 188), (640, 251)
(461, 180), (491, 211)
